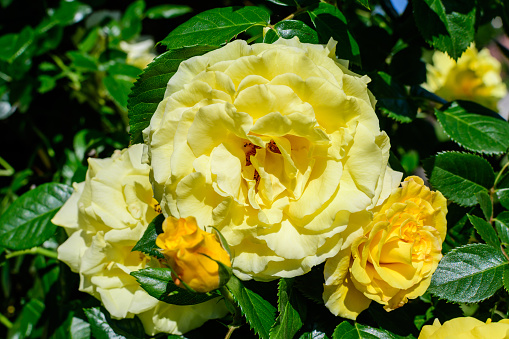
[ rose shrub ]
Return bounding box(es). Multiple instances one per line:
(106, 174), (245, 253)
(156, 216), (231, 293)
(52, 144), (226, 335)
(419, 317), (509, 339)
(424, 44), (506, 111)
(143, 37), (398, 280)
(323, 176), (447, 319)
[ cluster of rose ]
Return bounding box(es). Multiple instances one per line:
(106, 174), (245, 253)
(50, 27), (509, 339)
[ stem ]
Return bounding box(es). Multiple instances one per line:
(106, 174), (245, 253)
(0, 156), (14, 176)
(494, 160), (509, 188)
(0, 313), (13, 329)
(5, 247), (59, 260)
(220, 286), (243, 339)
(246, 33), (263, 44)
(224, 325), (237, 339)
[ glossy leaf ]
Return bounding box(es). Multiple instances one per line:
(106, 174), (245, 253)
(423, 152), (495, 206)
(84, 307), (145, 339)
(264, 20), (318, 44)
(496, 188), (509, 210)
(332, 321), (406, 339)
(227, 275), (277, 339)
(494, 212), (509, 245)
(270, 278), (306, 339)
(475, 191), (492, 221)
(413, 0), (476, 60)
(435, 104), (509, 154)
(146, 5), (192, 19)
(160, 6), (270, 48)
(127, 45), (218, 144)
(428, 244), (508, 303)
(468, 214), (500, 248)
(131, 267), (219, 305)
(504, 265), (509, 294)
(0, 183), (73, 250)
(307, 3), (361, 64)
(370, 72), (417, 123)
(132, 213), (165, 259)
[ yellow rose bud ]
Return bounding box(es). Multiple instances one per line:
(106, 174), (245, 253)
(419, 317), (509, 339)
(156, 216), (232, 293)
(323, 176), (447, 319)
(424, 44), (506, 111)
(52, 144), (227, 335)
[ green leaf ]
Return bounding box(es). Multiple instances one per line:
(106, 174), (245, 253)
(127, 45), (217, 144)
(131, 267), (219, 305)
(160, 6), (270, 48)
(265, 0), (298, 6)
(504, 265), (509, 294)
(70, 317), (91, 339)
(227, 275), (277, 339)
(467, 214), (500, 248)
(146, 5), (192, 19)
(38, 75), (58, 94)
(496, 188), (509, 210)
(494, 212), (509, 244)
(0, 26), (34, 63)
(51, 0), (92, 26)
(332, 321), (407, 339)
(475, 191), (492, 221)
(370, 72), (417, 123)
(423, 152), (495, 206)
(307, 3), (361, 65)
(0, 183), (73, 250)
(355, 0), (370, 10)
(120, 0), (145, 41)
(7, 299), (45, 339)
(132, 213), (165, 259)
(103, 76), (133, 111)
(84, 307), (145, 339)
(270, 278), (306, 339)
(435, 104), (509, 154)
(412, 0), (476, 60)
(264, 20), (319, 44)
(428, 243), (508, 303)
(299, 331), (330, 339)
(68, 51), (98, 71)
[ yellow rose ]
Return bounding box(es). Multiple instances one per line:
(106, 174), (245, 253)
(52, 144), (227, 335)
(156, 216), (231, 293)
(419, 317), (509, 339)
(323, 176), (447, 319)
(143, 37), (399, 280)
(424, 44), (506, 111)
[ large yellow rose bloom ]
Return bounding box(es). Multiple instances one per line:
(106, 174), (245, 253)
(424, 44), (506, 111)
(143, 37), (399, 280)
(323, 176), (447, 319)
(52, 144), (226, 335)
(419, 317), (509, 339)
(157, 216), (231, 293)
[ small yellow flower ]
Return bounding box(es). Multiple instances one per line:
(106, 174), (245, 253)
(419, 317), (509, 339)
(156, 216), (232, 293)
(424, 44), (506, 111)
(323, 176), (447, 319)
